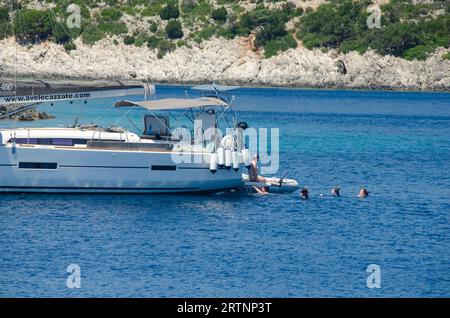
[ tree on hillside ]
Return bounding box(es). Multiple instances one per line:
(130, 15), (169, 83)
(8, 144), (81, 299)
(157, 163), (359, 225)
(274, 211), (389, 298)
(165, 20), (183, 39)
(160, 4), (180, 20)
(14, 9), (54, 42)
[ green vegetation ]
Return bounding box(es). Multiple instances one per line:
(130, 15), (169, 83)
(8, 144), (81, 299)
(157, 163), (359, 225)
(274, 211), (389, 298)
(13, 8), (72, 44)
(233, 4), (300, 57)
(181, 0), (212, 26)
(159, 4), (180, 20)
(297, 0), (450, 60)
(95, 6), (128, 39)
(0, 6), (11, 40)
(147, 35), (160, 49)
(133, 33), (150, 47)
(212, 7), (228, 22)
(123, 35), (134, 45)
(264, 33), (297, 58)
(2, 0), (448, 61)
(156, 39), (176, 58)
(81, 25), (104, 44)
(443, 52), (450, 60)
(14, 9), (53, 42)
(165, 20), (183, 39)
(100, 7), (122, 21)
(149, 21), (158, 33)
(0, 6), (9, 22)
(63, 41), (76, 52)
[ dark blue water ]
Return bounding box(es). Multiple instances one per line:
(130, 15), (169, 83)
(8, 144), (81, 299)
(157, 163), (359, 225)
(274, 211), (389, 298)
(1, 87), (449, 297)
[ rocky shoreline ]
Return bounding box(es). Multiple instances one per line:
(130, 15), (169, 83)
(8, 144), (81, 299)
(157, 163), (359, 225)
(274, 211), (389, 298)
(1, 36), (450, 91)
(0, 104), (54, 121)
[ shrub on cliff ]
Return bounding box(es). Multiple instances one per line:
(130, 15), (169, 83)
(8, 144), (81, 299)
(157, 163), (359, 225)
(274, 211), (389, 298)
(230, 6), (297, 57)
(297, 0), (450, 60)
(100, 7), (123, 21)
(281, 1), (303, 18)
(368, 23), (421, 57)
(12, 8), (72, 44)
(402, 45), (433, 61)
(157, 39), (176, 59)
(64, 42), (76, 52)
(149, 21), (158, 33)
(0, 22), (11, 40)
(123, 35), (135, 45)
(236, 7), (293, 49)
(264, 33), (297, 58)
(180, 0), (211, 23)
(212, 7), (228, 22)
(147, 35), (160, 49)
(0, 6), (9, 22)
(52, 22), (72, 44)
(14, 9), (54, 42)
(297, 1), (368, 49)
(160, 4), (180, 20)
(0, 6), (10, 40)
(165, 20), (183, 39)
(81, 24), (104, 44)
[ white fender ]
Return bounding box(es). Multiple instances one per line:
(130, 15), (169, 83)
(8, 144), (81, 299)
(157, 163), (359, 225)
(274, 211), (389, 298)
(225, 149), (232, 170)
(209, 153), (218, 174)
(237, 152), (243, 164)
(232, 151), (239, 171)
(242, 148), (251, 168)
(217, 147), (225, 167)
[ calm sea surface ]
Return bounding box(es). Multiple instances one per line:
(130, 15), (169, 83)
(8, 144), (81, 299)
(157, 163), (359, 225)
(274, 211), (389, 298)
(0, 86), (449, 297)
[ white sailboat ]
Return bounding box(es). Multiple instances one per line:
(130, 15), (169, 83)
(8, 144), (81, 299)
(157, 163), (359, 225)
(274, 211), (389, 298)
(0, 81), (247, 193)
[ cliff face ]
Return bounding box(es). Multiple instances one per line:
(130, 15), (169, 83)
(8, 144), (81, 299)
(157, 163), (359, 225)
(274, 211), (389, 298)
(1, 36), (449, 91)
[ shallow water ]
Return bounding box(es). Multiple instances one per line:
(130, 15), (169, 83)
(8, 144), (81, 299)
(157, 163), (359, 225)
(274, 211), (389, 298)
(0, 86), (449, 297)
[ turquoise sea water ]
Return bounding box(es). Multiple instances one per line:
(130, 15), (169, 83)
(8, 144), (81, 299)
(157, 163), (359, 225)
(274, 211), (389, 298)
(0, 86), (449, 297)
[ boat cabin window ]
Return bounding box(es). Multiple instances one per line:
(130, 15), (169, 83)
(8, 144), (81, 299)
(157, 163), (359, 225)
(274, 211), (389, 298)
(19, 162), (57, 169)
(143, 115), (170, 139)
(12, 138), (88, 146)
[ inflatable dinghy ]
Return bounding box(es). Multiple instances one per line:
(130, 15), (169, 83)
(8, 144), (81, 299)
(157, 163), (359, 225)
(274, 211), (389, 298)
(242, 174), (299, 193)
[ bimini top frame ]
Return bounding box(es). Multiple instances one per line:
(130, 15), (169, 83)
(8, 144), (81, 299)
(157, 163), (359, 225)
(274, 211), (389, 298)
(114, 97), (228, 111)
(113, 89), (237, 137)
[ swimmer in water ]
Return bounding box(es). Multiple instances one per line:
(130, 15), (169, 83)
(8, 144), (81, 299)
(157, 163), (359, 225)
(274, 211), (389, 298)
(253, 185), (270, 195)
(300, 187), (309, 200)
(358, 187), (369, 197)
(331, 187), (341, 197)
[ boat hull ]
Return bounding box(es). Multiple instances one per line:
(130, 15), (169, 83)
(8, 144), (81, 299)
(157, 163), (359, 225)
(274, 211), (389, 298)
(0, 145), (243, 193)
